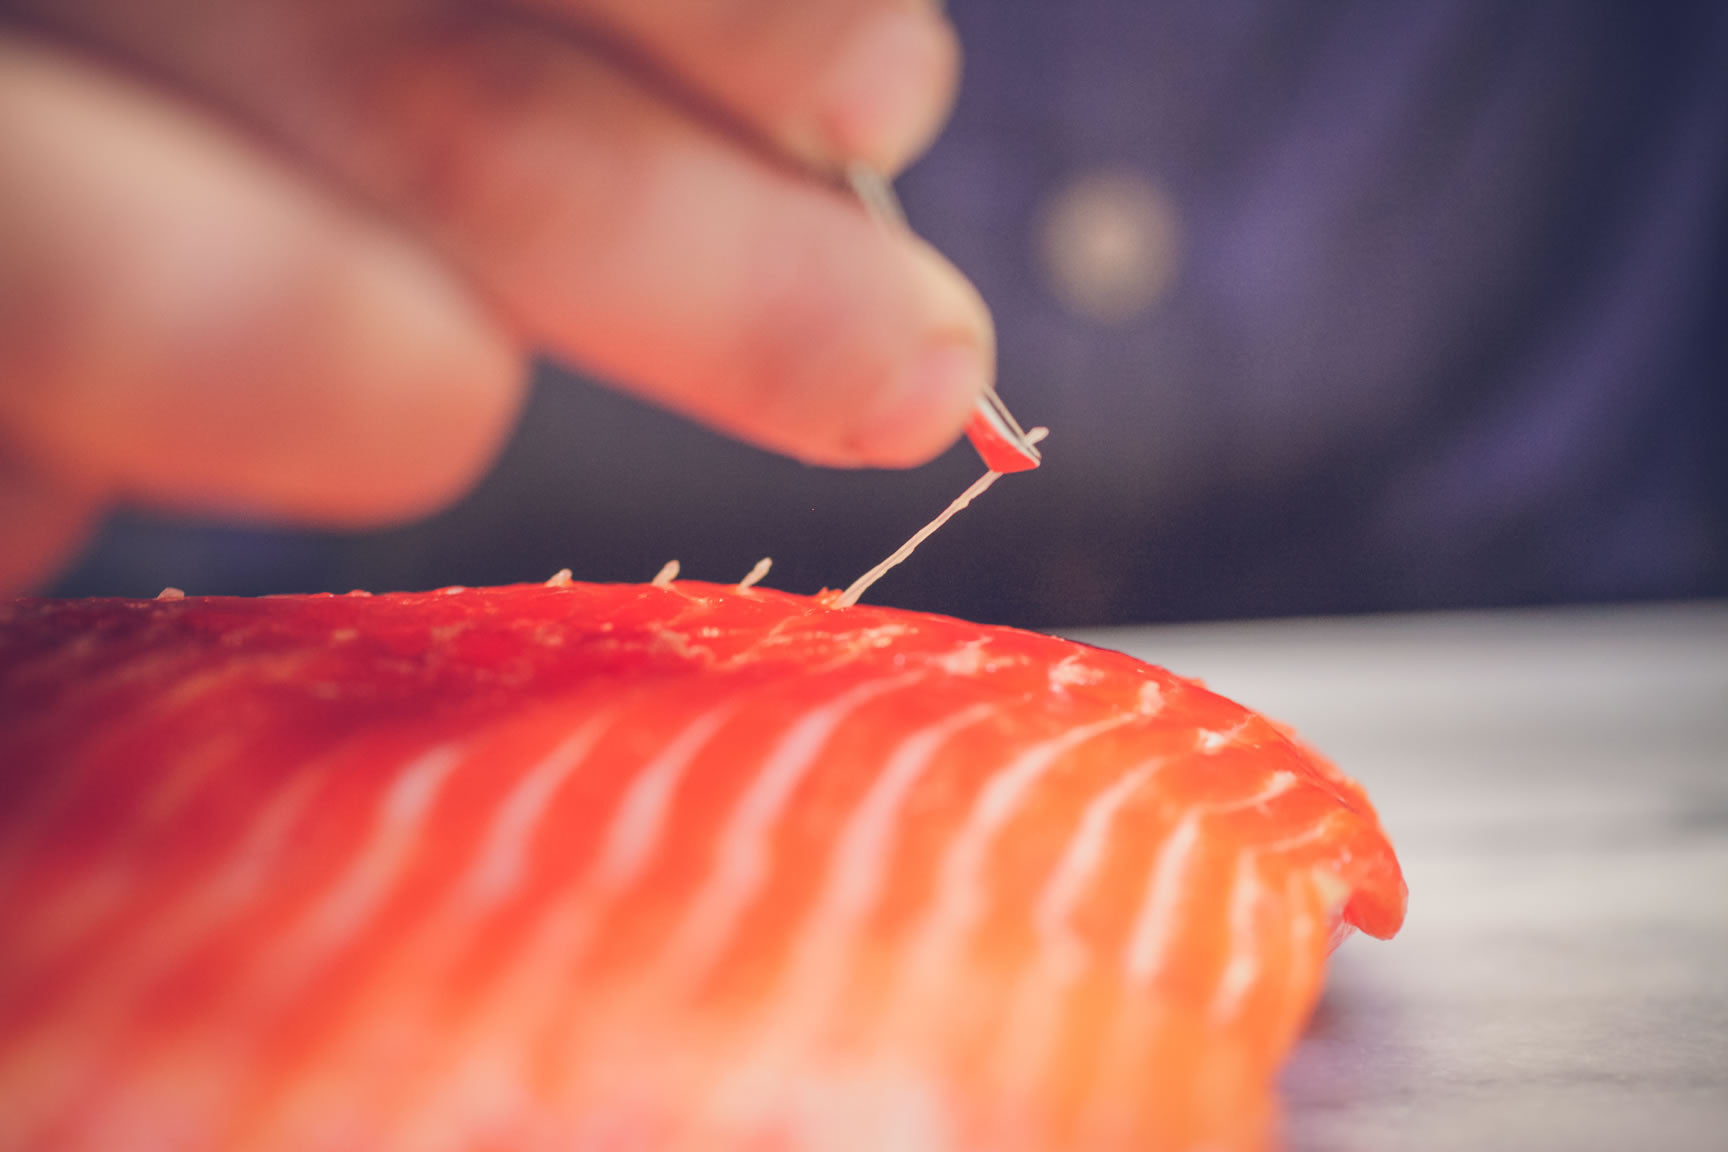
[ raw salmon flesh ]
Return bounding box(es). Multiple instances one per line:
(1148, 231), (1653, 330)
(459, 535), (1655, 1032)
(0, 579), (1405, 1151)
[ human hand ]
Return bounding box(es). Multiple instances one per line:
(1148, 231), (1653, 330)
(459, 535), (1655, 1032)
(0, 0), (990, 590)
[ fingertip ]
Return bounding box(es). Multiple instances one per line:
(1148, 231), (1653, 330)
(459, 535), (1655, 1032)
(0, 465), (101, 594)
(904, 231), (996, 359)
(844, 335), (987, 468)
(840, 237), (993, 467)
(73, 173), (529, 529)
(292, 235), (528, 526)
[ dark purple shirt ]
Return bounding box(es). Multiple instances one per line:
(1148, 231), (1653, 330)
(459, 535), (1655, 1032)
(56, 1), (1728, 626)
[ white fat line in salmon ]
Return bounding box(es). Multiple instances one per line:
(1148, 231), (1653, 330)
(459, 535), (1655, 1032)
(781, 701), (1000, 997)
(0, 761), (333, 1144)
(386, 699), (743, 1048)
(0, 690), (289, 954)
(389, 680), (932, 1128)
(1208, 852), (1272, 1023)
(1215, 833), (1349, 1037)
(1116, 768), (1302, 992)
(643, 673), (927, 997)
(1278, 869), (1327, 1047)
(706, 701), (1000, 1084)
(0, 596), (245, 865)
(1068, 815), (1261, 1144)
(1248, 809), (1345, 857)
(884, 712), (1144, 1035)
(243, 743), (468, 1004)
(78, 766), (328, 1020)
(1033, 762), (1161, 982)
(988, 761), (1163, 1098)
(1218, 770), (1302, 815)
(588, 702), (744, 897)
(1196, 718), (1255, 753)
(459, 710), (621, 909)
(232, 702), (693, 1137)
(1121, 813), (1204, 985)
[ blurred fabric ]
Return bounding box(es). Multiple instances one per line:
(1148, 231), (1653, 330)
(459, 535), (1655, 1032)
(51, 0), (1728, 627)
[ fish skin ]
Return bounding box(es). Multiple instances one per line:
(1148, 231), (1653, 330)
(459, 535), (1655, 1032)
(0, 581), (1405, 1151)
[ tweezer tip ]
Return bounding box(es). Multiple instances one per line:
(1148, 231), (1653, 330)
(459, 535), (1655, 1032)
(967, 390), (1043, 473)
(845, 165), (1042, 473)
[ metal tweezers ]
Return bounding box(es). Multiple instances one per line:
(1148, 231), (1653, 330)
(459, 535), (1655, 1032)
(847, 164), (1043, 474)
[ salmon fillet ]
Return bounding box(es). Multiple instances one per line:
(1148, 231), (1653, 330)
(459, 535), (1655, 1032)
(0, 580), (1405, 1151)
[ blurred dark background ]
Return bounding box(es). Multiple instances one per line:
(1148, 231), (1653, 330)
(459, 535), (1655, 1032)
(49, 0), (1728, 629)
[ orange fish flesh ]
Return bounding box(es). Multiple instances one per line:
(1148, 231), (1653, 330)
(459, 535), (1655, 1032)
(0, 580), (1406, 1151)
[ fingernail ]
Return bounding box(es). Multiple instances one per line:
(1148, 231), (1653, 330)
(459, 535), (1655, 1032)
(821, 7), (958, 173)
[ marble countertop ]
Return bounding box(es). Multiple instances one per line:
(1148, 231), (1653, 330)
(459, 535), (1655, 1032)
(1074, 602), (1728, 1152)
